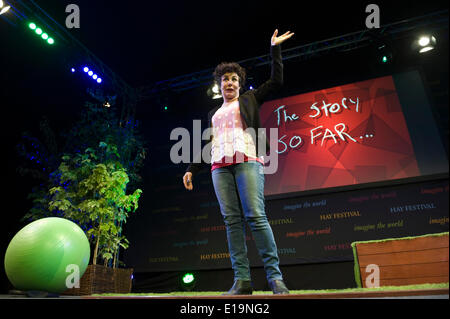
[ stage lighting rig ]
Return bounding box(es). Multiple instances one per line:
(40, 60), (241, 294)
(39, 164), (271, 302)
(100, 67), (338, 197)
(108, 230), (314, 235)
(366, 30), (396, 66)
(207, 83), (222, 100)
(83, 66), (103, 84)
(28, 22), (55, 45)
(5, 0), (136, 126)
(0, 0), (10, 15)
(412, 34), (437, 53)
(377, 44), (394, 64)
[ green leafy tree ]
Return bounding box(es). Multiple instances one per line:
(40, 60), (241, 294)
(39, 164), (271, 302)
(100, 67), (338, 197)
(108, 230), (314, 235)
(16, 101), (146, 267)
(48, 144), (142, 266)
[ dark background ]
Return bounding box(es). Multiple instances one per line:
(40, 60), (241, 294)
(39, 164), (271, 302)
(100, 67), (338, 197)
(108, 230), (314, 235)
(0, 0), (448, 293)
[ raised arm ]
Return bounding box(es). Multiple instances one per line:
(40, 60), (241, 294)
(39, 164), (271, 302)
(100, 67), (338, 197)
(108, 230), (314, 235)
(253, 29), (294, 104)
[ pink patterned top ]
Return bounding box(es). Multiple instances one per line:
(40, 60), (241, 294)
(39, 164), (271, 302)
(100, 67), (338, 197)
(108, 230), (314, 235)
(210, 100), (264, 171)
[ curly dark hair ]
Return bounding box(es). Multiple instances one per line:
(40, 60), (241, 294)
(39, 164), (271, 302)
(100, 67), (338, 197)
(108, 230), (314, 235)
(213, 62), (246, 91)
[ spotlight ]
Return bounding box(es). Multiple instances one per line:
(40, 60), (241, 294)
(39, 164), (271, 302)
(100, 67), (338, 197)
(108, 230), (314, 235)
(418, 37), (430, 47)
(28, 22), (55, 45)
(212, 83), (219, 94)
(381, 53), (392, 64)
(182, 273), (194, 284)
(413, 35), (437, 53)
(376, 44), (393, 64)
(181, 272), (196, 291)
(207, 83), (222, 100)
(0, 0), (11, 15)
(81, 66), (103, 84)
(420, 47), (434, 53)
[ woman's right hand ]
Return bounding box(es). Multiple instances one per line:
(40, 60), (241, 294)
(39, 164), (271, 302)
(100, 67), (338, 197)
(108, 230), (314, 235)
(271, 29), (294, 46)
(183, 172), (193, 191)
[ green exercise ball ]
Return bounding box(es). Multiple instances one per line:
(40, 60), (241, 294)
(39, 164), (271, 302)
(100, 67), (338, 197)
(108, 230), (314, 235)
(4, 217), (90, 293)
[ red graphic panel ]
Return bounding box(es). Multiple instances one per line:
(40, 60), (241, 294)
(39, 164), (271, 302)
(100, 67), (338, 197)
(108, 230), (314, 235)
(260, 75), (420, 196)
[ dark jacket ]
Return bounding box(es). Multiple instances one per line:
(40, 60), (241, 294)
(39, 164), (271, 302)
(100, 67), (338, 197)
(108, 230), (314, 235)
(186, 44), (284, 176)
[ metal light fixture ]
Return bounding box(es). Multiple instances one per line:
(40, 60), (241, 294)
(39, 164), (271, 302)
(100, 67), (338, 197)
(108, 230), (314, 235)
(412, 34), (437, 53)
(0, 0), (11, 15)
(207, 83), (222, 100)
(28, 21), (55, 45)
(82, 66), (103, 84)
(376, 44), (394, 65)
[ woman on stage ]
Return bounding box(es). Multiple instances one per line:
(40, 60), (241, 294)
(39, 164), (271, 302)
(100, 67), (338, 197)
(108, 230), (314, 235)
(183, 29), (294, 295)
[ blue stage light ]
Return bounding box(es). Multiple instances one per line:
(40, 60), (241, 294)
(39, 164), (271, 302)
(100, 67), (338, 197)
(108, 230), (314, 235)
(80, 65), (103, 84)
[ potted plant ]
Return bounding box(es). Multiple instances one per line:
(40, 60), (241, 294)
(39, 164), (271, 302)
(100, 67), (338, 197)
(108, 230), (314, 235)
(48, 143), (142, 294)
(16, 102), (146, 294)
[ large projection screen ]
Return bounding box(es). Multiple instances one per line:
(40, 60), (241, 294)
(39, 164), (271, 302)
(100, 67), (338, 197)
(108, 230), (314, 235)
(260, 70), (448, 197)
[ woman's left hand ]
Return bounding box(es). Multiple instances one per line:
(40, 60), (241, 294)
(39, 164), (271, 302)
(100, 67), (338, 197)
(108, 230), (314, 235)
(271, 29), (294, 46)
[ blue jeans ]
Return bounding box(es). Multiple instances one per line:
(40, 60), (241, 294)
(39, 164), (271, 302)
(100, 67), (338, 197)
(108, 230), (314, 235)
(211, 161), (283, 282)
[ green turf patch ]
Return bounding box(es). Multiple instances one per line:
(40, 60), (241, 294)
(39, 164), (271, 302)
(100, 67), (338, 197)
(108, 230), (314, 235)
(92, 282), (448, 297)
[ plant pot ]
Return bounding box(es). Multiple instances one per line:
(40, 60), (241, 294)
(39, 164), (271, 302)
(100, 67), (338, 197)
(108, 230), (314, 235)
(63, 264), (133, 295)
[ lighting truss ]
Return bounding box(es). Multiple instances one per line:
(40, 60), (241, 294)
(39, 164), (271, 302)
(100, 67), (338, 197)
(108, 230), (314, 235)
(136, 9), (448, 101)
(3, 1), (448, 119)
(4, 0), (137, 123)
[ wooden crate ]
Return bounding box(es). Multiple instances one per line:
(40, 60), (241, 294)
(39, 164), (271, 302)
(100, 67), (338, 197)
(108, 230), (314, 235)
(63, 264), (133, 295)
(352, 232), (449, 288)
